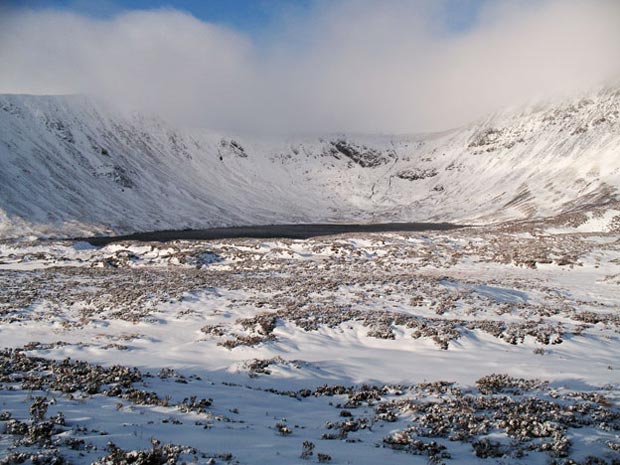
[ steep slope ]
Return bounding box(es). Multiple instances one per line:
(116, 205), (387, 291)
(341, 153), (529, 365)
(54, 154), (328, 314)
(1, 87), (619, 239)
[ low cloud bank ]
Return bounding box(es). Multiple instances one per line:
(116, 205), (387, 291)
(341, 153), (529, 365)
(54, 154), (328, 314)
(1, 0), (619, 134)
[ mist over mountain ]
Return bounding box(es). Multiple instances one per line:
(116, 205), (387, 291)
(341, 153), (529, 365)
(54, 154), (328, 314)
(1, 0), (619, 134)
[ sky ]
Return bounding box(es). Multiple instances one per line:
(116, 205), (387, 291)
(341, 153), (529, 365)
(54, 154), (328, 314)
(1, 0), (619, 134)
(1, 0), (485, 38)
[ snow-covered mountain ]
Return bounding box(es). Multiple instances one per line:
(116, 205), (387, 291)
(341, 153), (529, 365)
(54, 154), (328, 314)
(1, 87), (619, 239)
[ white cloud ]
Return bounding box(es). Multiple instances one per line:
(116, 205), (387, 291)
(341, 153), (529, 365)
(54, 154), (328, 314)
(1, 0), (619, 134)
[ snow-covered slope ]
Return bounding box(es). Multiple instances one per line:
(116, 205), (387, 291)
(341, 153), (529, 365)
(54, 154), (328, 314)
(1, 87), (619, 238)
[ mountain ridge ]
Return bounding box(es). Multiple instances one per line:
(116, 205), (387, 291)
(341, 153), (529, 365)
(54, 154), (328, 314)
(1, 87), (619, 239)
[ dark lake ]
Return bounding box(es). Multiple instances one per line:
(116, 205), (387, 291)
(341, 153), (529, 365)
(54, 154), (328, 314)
(83, 222), (465, 246)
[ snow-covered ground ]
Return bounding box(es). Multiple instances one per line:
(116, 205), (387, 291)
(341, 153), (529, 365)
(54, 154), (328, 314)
(1, 85), (620, 240)
(2, 81), (620, 464)
(1, 225), (619, 464)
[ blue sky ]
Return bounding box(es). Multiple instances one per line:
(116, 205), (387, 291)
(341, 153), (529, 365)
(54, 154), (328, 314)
(6, 0), (486, 38)
(7, 0), (321, 37)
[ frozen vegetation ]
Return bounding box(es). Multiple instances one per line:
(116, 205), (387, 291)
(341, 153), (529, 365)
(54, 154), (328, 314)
(1, 221), (620, 464)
